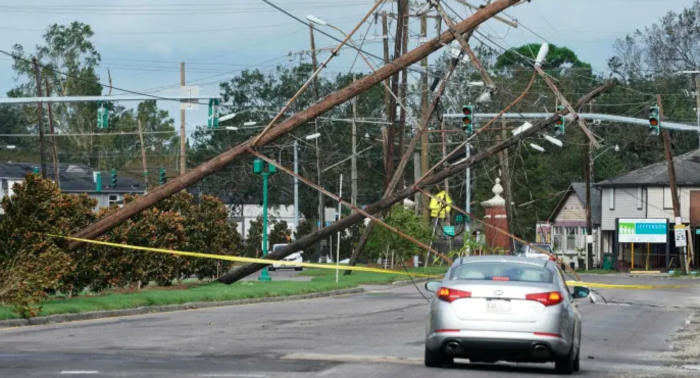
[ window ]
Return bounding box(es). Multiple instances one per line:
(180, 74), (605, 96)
(637, 187), (643, 209)
(450, 262), (554, 283)
(108, 194), (119, 207)
(609, 188), (615, 210)
(664, 187), (674, 209)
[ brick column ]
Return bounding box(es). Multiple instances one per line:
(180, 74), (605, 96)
(481, 178), (510, 252)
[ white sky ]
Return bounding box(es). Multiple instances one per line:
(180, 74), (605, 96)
(0, 0), (694, 131)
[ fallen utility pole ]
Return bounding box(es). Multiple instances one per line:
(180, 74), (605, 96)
(435, 3), (496, 90)
(219, 79), (617, 284)
(68, 0), (522, 249)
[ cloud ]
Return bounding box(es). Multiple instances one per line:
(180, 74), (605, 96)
(149, 41), (172, 56)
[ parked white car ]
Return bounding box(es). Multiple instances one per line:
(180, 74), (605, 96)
(269, 244), (303, 271)
(522, 243), (556, 261)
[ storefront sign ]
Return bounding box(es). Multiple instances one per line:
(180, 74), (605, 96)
(618, 219), (667, 243)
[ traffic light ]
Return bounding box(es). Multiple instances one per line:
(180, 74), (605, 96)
(554, 105), (565, 136)
(159, 168), (167, 185)
(207, 99), (220, 129)
(97, 101), (109, 129)
(462, 105), (474, 135)
(649, 105), (660, 136)
(110, 169), (117, 187)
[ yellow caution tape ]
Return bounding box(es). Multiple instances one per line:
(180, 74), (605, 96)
(40, 234), (698, 289)
(566, 281), (694, 290)
(44, 234), (443, 279)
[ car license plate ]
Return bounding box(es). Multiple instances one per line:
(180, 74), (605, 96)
(486, 300), (511, 313)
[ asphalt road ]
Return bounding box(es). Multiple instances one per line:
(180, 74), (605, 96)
(1, 274), (699, 378)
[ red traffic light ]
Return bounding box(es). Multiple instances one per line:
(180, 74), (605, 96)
(555, 119), (563, 126)
(650, 118), (659, 126)
(462, 106), (472, 116)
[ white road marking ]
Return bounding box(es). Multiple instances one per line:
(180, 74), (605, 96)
(198, 374), (268, 378)
(281, 353), (422, 365)
(60, 372), (99, 375)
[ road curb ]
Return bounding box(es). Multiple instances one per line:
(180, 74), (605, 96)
(391, 277), (432, 286)
(0, 287), (364, 329)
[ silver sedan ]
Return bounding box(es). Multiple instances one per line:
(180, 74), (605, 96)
(424, 256), (590, 374)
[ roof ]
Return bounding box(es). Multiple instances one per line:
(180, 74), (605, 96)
(595, 150), (700, 188)
(0, 162), (145, 193)
(548, 182), (601, 225)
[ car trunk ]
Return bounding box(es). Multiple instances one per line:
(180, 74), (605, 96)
(447, 281), (554, 324)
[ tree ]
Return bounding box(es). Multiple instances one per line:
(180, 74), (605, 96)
(96, 195), (187, 288)
(245, 217), (264, 257)
(269, 220), (292, 246)
(10, 22), (104, 166)
(160, 192), (242, 280)
(0, 174), (96, 316)
(366, 205), (433, 263)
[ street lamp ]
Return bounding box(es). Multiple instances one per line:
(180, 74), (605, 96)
(593, 144), (620, 161)
(225, 126), (238, 131)
(305, 132), (321, 140)
(253, 158), (277, 282)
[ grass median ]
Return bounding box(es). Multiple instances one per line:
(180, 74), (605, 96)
(0, 266), (447, 321)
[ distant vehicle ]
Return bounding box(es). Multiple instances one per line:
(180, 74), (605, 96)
(269, 244), (303, 271)
(520, 243), (555, 261)
(423, 256), (590, 374)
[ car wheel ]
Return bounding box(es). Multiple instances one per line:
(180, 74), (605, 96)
(573, 341), (581, 372)
(424, 346), (453, 368)
(268, 267), (275, 272)
(295, 267), (302, 271)
(554, 343), (576, 375)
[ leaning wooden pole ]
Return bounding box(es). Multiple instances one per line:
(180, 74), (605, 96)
(218, 79), (617, 284)
(344, 58), (460, 275)
(67, 0), (522, 249)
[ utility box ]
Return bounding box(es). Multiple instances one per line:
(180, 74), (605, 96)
(602, 253), (614, 270)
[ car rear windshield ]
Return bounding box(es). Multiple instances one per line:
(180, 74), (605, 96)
(449, 262), (553, 283)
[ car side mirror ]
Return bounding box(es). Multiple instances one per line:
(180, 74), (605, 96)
(425, 281), (441, 293)
(572, 286), (590, 299)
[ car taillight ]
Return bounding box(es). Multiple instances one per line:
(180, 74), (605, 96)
(437, 288), (472, 302)
(526, 292), (563, 306)
(549, 256), (556, 261)
(492, 276), (510, 281)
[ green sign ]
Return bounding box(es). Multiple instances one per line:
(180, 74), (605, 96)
(443, 226), (455, 237)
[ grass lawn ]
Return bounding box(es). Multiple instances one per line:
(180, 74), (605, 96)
(0, 280), (356, 321)
(301, 266), (447, 285)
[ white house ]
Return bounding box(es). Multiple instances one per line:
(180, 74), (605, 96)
(595, 150), (700, 271)
(0, 162), (145, 212)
